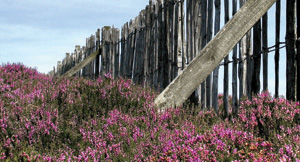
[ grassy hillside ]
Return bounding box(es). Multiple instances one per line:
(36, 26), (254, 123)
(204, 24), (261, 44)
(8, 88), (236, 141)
(0, 63), (300, 161)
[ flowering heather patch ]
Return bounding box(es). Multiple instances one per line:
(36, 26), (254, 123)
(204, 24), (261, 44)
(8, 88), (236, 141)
(0, 63), (300, 161)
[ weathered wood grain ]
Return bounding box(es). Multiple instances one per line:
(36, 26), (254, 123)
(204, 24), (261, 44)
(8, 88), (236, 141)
(166, 0), (172, 85)
(56, 61), (61, 76)
(212, 0), (221, 113)
(173, 0), (178, 80)
(206, 0), (213, 109)
(120, 24), (127, 77)
(262, 13), (268, 91)
(297, 0), (300, 101)
(144, 4), (151, 87)
(223, 0), (229, 116)
(81, 46), (86, 77)
(186, 0), (191, 64)
(113, 28), (120, 79)
(95, 29), (100, 78)
(238, 0), (246, 99)
(89, 35), (96, 79)
(74, 45), (81, 77)
(200, 0), (207, 109)
(252, 19), (262, 94)
(176, 0), (182, 76)
(154, 0), (277, 110)
(101, 26), (112, 76)
(63, 48), (100, 77)
(133, 11), (146, 85)
(180, 0), (185, 72)
(158, 0), (166, 90)
(149, 1), (155, 87)
(85, 38), (90, 77)
(232, 0), (238, 115)
(286, 0), (296, 101)
(126, 20), (135, 79)
(246, 30), (253, 100)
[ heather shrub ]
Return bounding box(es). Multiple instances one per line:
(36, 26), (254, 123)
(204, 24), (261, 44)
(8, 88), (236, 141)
(238, 92), (300, 139)
(0, 64), (156, 160)
(1, 63), (300, 161)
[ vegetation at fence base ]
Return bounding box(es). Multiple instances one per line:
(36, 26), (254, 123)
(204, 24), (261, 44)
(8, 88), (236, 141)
(1, 63), (300, 161)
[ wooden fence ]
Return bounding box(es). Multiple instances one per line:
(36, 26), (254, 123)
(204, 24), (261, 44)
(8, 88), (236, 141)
(51, 0), (299, 113)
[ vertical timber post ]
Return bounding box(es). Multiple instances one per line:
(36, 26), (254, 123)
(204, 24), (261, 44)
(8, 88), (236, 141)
(275, 0), (281, 98)
(262, 12), (268, 91)
(154, 0), (277, 111)
(286, 0), (296, 101)
(200, 0), (207, 109)
(95, 29), (100, 78)
(297, 0), (300, 101)
(232, 0), (238, 116)
(223, 0), (229, 116)
(206, 0), (213, 109)
(252, 18), (262, 95)
(212, 0), (221, 113)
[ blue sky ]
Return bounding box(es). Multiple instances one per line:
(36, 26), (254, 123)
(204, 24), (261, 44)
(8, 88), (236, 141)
(0, 0), (149, 73)
(0, 0), (288, 96)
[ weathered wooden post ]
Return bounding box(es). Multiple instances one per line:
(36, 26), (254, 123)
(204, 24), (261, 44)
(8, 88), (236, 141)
(212, 0), (221, 112)
(61, 58), (64, 75)
(232, 0), (238, 115)
(297, 0), (300, 101)
(153, 0), (159, 89)
(101, 26), (112, 76)
(62, 58), (65, 74)
(275, 0), (281, 98)
(186, 0), (190, 64)
(125, 20), (135, 79)
(71, 53), (75, 76)
(66, 53), (70, 73)
(223, 0), (229, 115)
(57, 61), (61, 76)
(169, 0), (179, 83)
(252, 18), (262, 94)
(110, 27), (115, 75)
(120, 23), (128, 78)
(286, 0), (296, 101)
(95, 29), (100, 78)
(206, 0), (213, 109)
(81, 46), (86, 77)
(133, 11), (146, 85)
(179, 0), (185, 73)
(90, 35), (96, 78)
(239, 0), (247, 99)
(154, 0), (277, 110)
(113, 27), (120, 79)
(51, 66), (55, 76)
(84, 38), (90, 77)
(200, 0), (207, 109)
(144, 4), (151, 87)
(165, 0), (171, 86)
(262, 12), (268, 91)
(84, 38), (90, 78)
(124, 21), (130, 79)
(150, 1), (156, 88)
(160, 0), (167, 89)
(246, 23), (253, 99)
(172, 0), (179, 80)
(75, 45), (81, 77)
